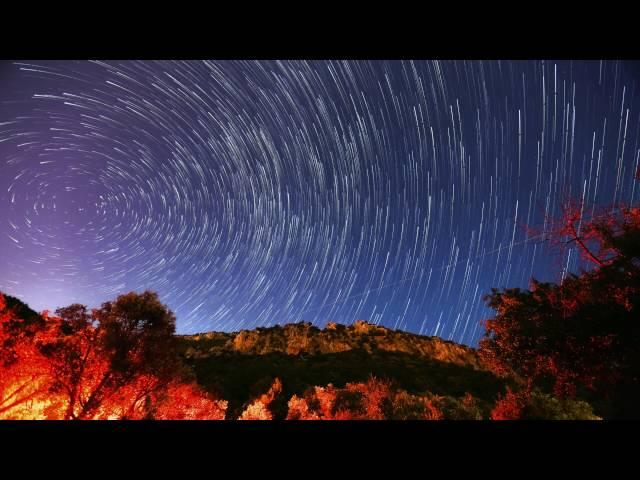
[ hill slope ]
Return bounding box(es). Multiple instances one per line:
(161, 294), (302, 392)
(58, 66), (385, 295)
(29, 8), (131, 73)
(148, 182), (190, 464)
(178, 321), (509, 418)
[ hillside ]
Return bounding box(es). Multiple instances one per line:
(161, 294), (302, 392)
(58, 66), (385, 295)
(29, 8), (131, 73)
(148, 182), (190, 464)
(178, 321), (510, 419)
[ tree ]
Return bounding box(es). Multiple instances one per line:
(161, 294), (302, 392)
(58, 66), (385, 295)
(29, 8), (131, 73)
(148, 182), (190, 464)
(34, 292), (181, 419)
(1, 290), (227, 420)
(479, 201), (640, 418)
(96, 291), (179, 382)
(0, 294), (56, 419)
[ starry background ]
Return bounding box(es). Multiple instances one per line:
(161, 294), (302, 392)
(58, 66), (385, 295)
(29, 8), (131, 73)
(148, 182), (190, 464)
(1, 60), (639, 345)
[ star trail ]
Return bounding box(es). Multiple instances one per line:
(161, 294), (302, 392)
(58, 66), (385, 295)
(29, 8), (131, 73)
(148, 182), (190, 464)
(1, 60), (639, 345)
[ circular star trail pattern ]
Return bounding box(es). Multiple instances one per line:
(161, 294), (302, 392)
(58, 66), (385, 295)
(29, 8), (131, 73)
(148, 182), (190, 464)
(1, 60), (639, 344)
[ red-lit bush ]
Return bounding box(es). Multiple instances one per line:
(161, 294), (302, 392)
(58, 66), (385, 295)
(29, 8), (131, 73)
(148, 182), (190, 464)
(238, 378), (283, 420)
(286, 377), (446, 420)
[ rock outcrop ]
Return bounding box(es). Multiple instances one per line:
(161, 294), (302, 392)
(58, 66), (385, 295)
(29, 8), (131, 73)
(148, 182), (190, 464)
(180, 320), (483, 370)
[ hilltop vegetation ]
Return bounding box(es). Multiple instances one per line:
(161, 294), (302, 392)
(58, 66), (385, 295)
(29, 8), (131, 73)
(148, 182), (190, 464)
(178, 321), (505, 418)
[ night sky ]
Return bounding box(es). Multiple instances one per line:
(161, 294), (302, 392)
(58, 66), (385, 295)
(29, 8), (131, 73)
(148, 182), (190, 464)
(1, 60), (639, 345)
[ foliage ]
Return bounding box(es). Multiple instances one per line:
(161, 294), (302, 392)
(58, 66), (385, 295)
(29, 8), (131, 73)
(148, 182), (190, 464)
(285, 377), (488, 420)
(0, 295), (55, 419)
(491, 387), (599, 420)
(238, 378), (283, 420)
(480, 202), (640, 418)
(434, 392), (484, 420)
(0, 291), (225, 420)
(148, 382), (227, 420)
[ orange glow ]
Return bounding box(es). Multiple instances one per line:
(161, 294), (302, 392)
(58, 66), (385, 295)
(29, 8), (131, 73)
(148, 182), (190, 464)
(0, 293), (227, 420)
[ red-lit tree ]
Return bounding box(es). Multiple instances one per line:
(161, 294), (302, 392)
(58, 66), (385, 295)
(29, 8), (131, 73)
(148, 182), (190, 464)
(480, 199), (640, 418)
(1, 291), (228, 420)
(0, 294), (56, 419)
(34, 292), (182, 419)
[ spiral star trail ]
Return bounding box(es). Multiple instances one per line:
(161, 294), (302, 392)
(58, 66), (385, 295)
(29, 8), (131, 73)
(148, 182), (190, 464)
(1, 60), (639, 345)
